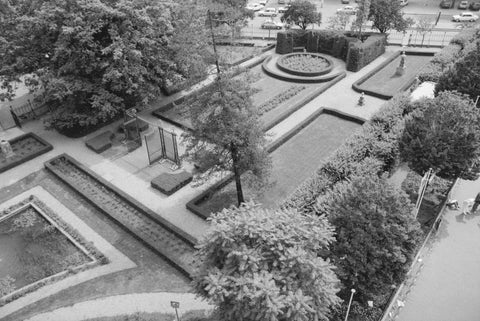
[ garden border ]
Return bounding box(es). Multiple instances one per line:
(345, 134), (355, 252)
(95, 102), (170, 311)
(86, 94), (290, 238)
(0, 132), (53, 174)
(0, 196), (108, 307)
(186, 108), (365, 219)
(44, 153), (197, 277)
(276, 52), (334, 77)
(262, 55), (346, 83)
(352, 50), (435, 100)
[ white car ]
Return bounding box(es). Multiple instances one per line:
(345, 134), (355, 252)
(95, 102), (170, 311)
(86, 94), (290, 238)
(246, 3), (263, 11)
(452, 12), (479, 21)
(259, 0), (268, 5)
(336, 5), (358, 14)
(278, 6), (288, 13)
(258, 7), (277, 17)
(261, 20), (284, 29)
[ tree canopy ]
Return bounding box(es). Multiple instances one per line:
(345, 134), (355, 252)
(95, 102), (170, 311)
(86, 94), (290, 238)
(400, 91), (480, 180)
(368, 0), (413, 33)
(435, 41), (480, 102)
(207, 0), (254, 38)
(182, 75), (271, 205)
(352, 0), (371, 40)
(281, 0), (321, 30)
(193, 202), (341, 321)
(0, 0), (210, 130)
(318, 173), (422, 301)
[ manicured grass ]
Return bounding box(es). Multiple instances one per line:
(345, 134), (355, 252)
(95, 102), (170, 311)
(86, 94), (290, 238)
(84, 310), (208, 321)
(357, 54), (432, 98)
(198, 112), (362, 214)
(0, 206), (91, 291)
(215, 45), (261, 65)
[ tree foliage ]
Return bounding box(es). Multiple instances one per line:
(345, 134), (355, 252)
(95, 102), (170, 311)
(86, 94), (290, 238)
(207, 0), (254, 38)
(352, 0), (371, 40)
(193, 202), (341, 321)
(318, 173), (422, 301)
(281, 0), (321, 30)
(400, 91), (480, 180)
(368, 0), (413, 33)
(327, 11), (350, 31)
(0, 0), (209, 130)
(0, 276), (15, 297)
(182, 75), (271, 205)
(435, 41), (480, 102)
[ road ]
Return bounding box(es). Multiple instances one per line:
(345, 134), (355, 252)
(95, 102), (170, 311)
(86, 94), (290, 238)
(242, 0), (475, 38)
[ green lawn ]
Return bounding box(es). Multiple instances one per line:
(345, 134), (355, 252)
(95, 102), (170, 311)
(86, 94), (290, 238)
(359, 54), (432, 97)
(84, 310), (207, 321)
(198, 112), (362, 214)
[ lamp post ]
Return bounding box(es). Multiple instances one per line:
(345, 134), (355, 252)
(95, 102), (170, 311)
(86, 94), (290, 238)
(344, 288), (356, 321)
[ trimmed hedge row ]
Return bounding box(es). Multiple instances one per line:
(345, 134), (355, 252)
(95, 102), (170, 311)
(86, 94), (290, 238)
(282, 93), (413, 213)
(276, 30), (387, 72)
(417, 28), (480, 82)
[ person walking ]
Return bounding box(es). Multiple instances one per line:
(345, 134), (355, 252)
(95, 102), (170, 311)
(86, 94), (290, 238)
(471, 192), (480, 213)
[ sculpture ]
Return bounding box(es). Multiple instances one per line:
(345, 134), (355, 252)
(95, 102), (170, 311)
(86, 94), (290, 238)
(0, 140), (15, 158)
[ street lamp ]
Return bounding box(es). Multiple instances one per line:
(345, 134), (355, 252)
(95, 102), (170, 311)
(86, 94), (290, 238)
(344, 288), (356, 321)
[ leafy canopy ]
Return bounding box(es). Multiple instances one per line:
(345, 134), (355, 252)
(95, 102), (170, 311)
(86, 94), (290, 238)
(182, 75), (271, 205)
(281, 0), (322, 30)
(400, 91), (480, 180)
(0, 0), (209, 129)
(368, 0), (413, 33)
(435, 41), (480, 102)
(318, 173), (422, 301)
(193, 202), (341, 321)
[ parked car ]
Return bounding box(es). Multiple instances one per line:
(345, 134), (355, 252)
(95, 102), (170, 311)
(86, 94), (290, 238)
(469, 1), (480, 10)
(246, 3), (263, 11)
(440, 0), (453, 8)
(452, 11), (479, 21)
(341, 0), (350, 4)
(278, 6), (288, 13)
(458, 0), (469, 8)
(399, 0), (408, 6)
(258, 7), (277, 16)
(259, 0), (267, 5)
(261, 20), (283, 29)
(336, 5), (358, 14)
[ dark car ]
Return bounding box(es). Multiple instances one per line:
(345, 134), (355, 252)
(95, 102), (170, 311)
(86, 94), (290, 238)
(440, 0), (453, 8)
(469, 1), (480, 10)
(458, 0), (469, 8)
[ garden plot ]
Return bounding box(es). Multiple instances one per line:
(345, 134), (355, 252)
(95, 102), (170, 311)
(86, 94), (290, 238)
(195, 110), (363, 216)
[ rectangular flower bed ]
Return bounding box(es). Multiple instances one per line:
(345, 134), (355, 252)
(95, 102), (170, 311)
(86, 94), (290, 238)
(44, 154), (198, 277)
(0, 133), (53, 174)
(187, 109), (365, 219)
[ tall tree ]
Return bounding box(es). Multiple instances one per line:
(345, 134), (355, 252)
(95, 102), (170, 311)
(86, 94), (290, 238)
(415, 15), (435, 47)
(352, 0), (371, 40)
(435, 41), (480, 102)
(327, 11), (351, 31)
(400, 91), (480, 180)
(193, 202), (341, 321)
(183, 75), (271, 206)
(318, 173), (422, 301)
(281, 0), (322, 30)
(368, 0), (413, 33)
(207, 0), (254, 39)
(0, 0), (209, 131)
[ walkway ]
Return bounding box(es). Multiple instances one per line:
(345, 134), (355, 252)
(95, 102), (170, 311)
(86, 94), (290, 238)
(394, 178), (480, 321)
(24, 292), (212, 321)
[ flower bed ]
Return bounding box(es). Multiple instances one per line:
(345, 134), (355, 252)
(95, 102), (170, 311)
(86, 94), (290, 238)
(277, 53), (333, 77)
(0, 133), (53, 174)
(0, 196), (107, 307)
(44, 154), (197, 277)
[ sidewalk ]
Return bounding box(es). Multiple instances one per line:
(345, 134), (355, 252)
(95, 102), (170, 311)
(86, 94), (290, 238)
(395, 178), (480, 321)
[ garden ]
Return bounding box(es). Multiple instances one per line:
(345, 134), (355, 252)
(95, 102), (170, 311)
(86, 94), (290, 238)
(0, 133), (53, 174)
(353, 51), (435, 99)
(188, 109), (364, 218)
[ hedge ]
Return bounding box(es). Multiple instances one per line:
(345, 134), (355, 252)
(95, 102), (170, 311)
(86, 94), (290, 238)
(417, 28), (480, 82)
(276, 30), (386, 72)
(282, 93), (413, 213)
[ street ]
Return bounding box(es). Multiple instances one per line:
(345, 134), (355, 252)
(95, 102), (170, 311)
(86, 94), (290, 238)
(243, 0), (474, 38)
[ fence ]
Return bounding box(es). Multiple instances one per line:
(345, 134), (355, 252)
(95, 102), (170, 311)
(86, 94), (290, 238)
(9, 95), (50, 125)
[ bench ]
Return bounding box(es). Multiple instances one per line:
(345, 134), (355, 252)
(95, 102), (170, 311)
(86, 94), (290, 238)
(293, 46), (306, 52)
(85, 131), (114, 153)
(151, 171), (193, 196)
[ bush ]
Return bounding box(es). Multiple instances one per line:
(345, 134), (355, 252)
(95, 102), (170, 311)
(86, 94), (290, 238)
(346, 33), (387, 72)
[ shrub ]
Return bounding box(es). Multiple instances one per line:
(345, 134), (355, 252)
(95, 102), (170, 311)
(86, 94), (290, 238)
(346, 33), (387, 72)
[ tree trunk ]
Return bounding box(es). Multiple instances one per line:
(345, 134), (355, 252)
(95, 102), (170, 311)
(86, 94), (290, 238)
(230, 144), (245, 206)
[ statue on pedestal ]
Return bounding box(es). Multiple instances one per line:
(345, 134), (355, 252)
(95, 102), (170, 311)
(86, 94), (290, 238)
(0, 140), (15, 159)
(395, 51), (407, 76)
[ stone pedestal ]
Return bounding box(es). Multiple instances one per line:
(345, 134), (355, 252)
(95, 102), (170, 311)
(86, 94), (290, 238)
(0, 140), (15, 158)
(395, 66), (406, 76)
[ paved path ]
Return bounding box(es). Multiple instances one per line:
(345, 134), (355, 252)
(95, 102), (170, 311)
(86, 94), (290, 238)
(24, 292), (212, 321)
(394, 178), (480, 321)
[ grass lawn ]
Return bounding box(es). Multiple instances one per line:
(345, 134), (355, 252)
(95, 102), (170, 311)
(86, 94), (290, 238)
(215, 45), (262, 65)
(84, 310), (207, 321)
(198, 112), (362, 214)
(358, 54), (432, 98)
(0, 206), (91, 290)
